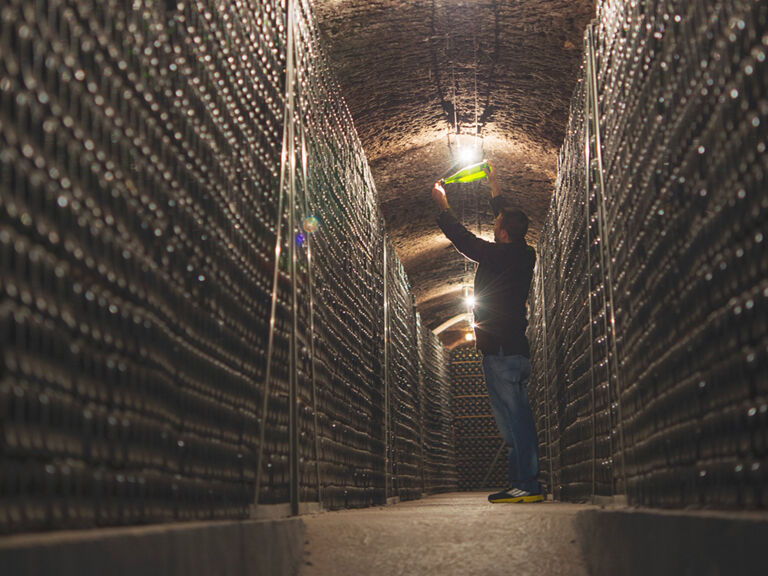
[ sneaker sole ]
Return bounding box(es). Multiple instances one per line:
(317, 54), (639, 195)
(489, 494), (544, 503)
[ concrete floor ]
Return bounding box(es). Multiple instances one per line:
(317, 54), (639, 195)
(301, 493), (590, 576)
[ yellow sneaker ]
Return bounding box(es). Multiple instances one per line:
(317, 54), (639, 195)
(488, 488), (544, 503)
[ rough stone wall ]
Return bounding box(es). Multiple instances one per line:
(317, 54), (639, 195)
(314, 0), (595, 347)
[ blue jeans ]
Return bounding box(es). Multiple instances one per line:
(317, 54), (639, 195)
(481, 352), (540, 493)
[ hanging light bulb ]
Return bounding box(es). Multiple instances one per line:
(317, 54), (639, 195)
(454, 134), (483, 165)
(463, 286), (476, 309)
(465, 332), (474, 341)
(459, 144), (478, 165)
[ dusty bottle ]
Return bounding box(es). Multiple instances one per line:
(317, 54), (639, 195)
(441, 161), (491, 184)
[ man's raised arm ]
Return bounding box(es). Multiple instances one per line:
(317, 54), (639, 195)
(432, 181), (493, 263)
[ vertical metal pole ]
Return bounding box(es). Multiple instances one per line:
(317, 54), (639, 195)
(586, 24), (628, 496)
(413, 318), (427, 492)
(285, 0), (300, 517)
(255, 0), (294, 511)
(415, 313), (426, 494)
(299, 116), (322, 507)
(586, 24), (615, 494)
(583, 38), (598, 499)
(383, 239), (390, 502)
(481, 441), (507, 488)
(539, 262), (555, 496)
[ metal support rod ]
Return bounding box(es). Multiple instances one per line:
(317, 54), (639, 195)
(586, 23), (628, 495)
(539, 261), (555, 496)
(290, 1), (322, 508)
(383, 239), (390, 502)
(481, 440), (507, 488)
(286, 0), (300, 517)
(299, 117), (323, 508)
(254, 0), (295, 510)
(583, 37), (598, 499)
(586, 26), (615, 494)
(415, 314), (426, 494)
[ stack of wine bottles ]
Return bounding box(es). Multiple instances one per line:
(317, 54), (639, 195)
(418, 315), (458, 493)
(529, 0), (768, 508)
(0, 0), (456, 534)
(450, 345), (506, 490)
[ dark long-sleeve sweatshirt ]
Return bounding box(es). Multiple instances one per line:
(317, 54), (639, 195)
(436, 197), (536, 356)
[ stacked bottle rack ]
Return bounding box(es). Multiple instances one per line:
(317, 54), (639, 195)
(450, 345), (506, 490)
(0, 0), (456, 533)
(529, 0), (768, 508)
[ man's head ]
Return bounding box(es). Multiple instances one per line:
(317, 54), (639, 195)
(494, 208), (529, 243)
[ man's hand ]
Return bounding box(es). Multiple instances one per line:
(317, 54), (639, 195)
(484, 160), (501, 198)
(432, 181), (449, 211)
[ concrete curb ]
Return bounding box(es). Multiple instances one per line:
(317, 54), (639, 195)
(0, 518), (305, 576)
(575, 508), (768, 576)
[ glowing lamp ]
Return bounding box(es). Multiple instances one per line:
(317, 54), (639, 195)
(459, 145), (479, 164)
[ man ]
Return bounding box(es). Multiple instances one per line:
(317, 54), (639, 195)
(432, 162), (542, 503)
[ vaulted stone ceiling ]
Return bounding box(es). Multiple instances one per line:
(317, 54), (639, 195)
(314, 0), (595, 348)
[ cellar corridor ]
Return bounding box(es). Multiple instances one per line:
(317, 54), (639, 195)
(301, 493), (589, 576)
(1, 0), (768, 575)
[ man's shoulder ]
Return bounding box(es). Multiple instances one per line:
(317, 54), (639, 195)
(525, 244), (536, 260)
(485, 242), (535, 269)
(523, 245), (536, 270)
(503, 241), (535, 257)
(502, 243), (536, 271)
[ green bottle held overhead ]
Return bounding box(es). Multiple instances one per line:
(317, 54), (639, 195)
(441, 161), (491, 185)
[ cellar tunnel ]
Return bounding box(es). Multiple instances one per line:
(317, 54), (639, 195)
(0, 0), (767, 575)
